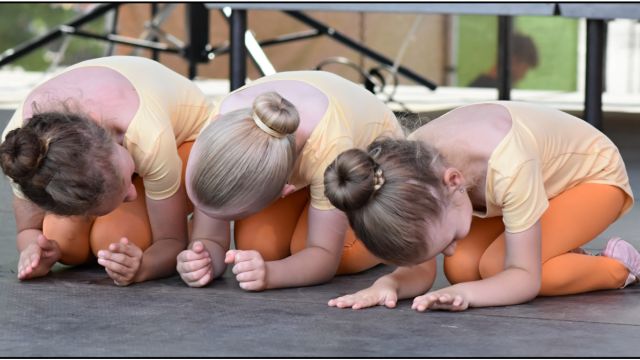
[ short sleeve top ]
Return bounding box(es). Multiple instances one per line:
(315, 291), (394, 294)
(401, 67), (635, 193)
(212, 71), (405, 210)
(1, 56), (213, 201)
(476, 101), (633, 233)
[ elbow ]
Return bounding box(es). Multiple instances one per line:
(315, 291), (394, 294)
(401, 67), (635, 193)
(309, 262), (339, 287)
(523, 282), (541, 303)
(314, 257), (340, 285)
(317, 271), (336, 285)
(312, 246), (342, 284)
(521, 272), (541, 303)
(326, 264), (343, 284)
(505, 266), (540, 304)
(212, 267), (226, 281)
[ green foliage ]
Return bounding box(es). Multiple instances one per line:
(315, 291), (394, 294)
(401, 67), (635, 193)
(516, 17), (579, 91)
(0, 4), (107, 71)
(456, 16), (497, 89)
(457, 15), (579, 91)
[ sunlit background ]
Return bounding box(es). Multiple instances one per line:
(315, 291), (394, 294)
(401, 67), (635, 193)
(2, 3), (640, 106)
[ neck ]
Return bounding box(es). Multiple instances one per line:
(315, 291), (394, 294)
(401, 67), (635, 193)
(87, 111), (126, 145)
(463, 163), (485, 196)
(294, 125), (312, 154)
(457, 156), (487, 210)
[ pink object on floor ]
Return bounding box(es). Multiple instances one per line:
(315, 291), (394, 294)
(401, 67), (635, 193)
(602, 237), (640, 287)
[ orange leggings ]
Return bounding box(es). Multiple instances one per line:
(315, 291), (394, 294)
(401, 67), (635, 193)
(42, 141), (194, 265)
(444, 183), (630, 296)
(234, 188), (381, 275)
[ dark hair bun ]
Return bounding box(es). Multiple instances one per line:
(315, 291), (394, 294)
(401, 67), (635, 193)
(324, 148), (377, 212)
(0, 128), (48, 183)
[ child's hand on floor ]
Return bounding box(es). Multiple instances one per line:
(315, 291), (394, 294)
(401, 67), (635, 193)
(176, 241), (213, 287)
(97, 237), (143, 286)
(412, 287), (470, 312)
(17, 234), (61, 280)
(328, 281), (398, 310)
(224, 250), (267, 291)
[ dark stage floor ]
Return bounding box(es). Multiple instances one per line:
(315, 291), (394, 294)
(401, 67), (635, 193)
(1, 109), (639, 357)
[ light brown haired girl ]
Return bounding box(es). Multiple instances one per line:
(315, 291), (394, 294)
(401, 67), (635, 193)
(0, 56), (212, 285)
(325, 101), (638, 311)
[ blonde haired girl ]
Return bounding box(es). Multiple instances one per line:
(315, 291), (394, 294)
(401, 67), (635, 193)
(178, 71), (404, 290)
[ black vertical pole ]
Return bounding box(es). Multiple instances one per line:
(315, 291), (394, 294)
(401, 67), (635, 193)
(150, 3), (159, 61)
(230, 9), (247, 90)
(186, 3), (210, 79)
(497, 16), (513, 100)
(585, 19), (605, 129)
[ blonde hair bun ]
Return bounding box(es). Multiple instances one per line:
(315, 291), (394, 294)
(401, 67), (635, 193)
(252, 92), (300, 137)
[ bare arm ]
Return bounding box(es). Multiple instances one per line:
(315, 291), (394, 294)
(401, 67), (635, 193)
(13, 196), (45, 251)
(263, 206), (346, 289)
(375, 260), (438, 299)
(13, 196), (61, 280)
(189, 207), (231, 279)
(329, 259), (437, 310)
(456, 221), (542, 307)
(175, 206), (231, 287)
(130, 186), (190, 282)
(415, 221), (541, 311)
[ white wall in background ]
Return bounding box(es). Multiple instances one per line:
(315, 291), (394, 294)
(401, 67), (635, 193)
(606, 19), (640, 94)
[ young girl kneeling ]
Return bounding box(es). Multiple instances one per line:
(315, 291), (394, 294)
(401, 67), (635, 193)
(325, 101), (638, 311)
(179, 71), (404, 290)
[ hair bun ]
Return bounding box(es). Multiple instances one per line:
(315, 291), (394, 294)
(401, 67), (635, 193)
(0, 127), (48, 183)
(324, 148), (378, 212)
(252, 92), (300, 136)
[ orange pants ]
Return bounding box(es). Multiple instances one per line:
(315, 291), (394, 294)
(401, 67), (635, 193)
(234, 188), (381, 275)
(444, 183), (630, 296)
(42, 142), (194, 265)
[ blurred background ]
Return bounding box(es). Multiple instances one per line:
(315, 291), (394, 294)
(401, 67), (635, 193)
(1, 3), (640, 99)
(2, 6), (640, 357)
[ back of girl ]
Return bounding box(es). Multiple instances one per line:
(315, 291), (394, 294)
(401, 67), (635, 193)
(324, 101), (638, 312)
(0, 56), (212, 286)
(178, 70), (405, 291)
